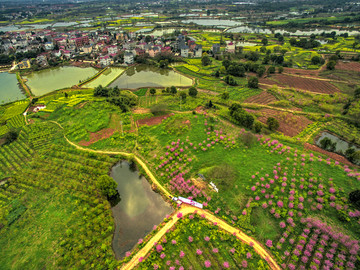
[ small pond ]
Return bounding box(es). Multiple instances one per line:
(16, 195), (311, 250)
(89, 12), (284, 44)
(109, 65), (193, 89)
(24, 66), (98, 96)
(316, 132), (359, 154)
(0, 72), (26, 104)
(111, 161), (173, 259)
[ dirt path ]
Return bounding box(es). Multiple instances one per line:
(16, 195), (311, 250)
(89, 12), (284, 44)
(49, 120), (171, 198)
(121, 204), (280, 270)
(50, 120), (280, 270)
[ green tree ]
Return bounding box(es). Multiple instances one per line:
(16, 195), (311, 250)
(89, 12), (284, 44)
(248, 76), (258, 88)
(278, 66), (284, 73)
(170, 86), (177, 95)
(150, 88), (156, 95)
(349, 190), (360, 210)
(267, 66), (276, 74)
(254, 122), (262, 133)
(108, 86), (120, 97)
(262, 38), (268, 46)
(327, 60), (336, 70)
(257, 66), (266, 77)
(267, 117), (279, 131)
(4, 129), (19, 144)
(188, 86), (198, 97)
(201, 55), (212, 66)
(311, 56), (321, 65)
(354, 88), (360, 98)
(180, 91), (186, 100)
(221, 91), (230, 100)
(96, 175), (117, 198)
(224, 75), (237, 86)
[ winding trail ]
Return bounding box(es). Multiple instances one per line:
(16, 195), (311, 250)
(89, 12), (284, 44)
(49, 120), (280, 270)
(121, 204), (280, 270)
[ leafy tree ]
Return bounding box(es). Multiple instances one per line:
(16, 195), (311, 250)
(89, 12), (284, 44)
(311, 56), (321, 65)
(94, 85), (109, 97)
(4, 129), (19, 144)
(170, 86), (177, 95)
(257, 66), (266, 77)
(262, 38), (268, 46)
(221, 91), (229, 100)
(349, 190), (360, 210)
(224, 75), (237, 86)
(201, 55), (211, 66)
(214, 70), (220, 77)
(247, 76), (258, 88)
(354, 88), (360, 98)
(267, 117), (279, 131)
(320, 137), (336, 151)
(267, 66), (276, 74)
(254, 122), (262, 133)
(222, 59), (231, 69)
(159, 59), (168, 68)
(327, 60), (336, 70)
(108, 86), (120, 97)
(278, 66), (284, 73)
(150, 88), (156, 95)
(179, 91), (186, 100)
(188, 86), (198, 97)
(96, 175), (117, 199)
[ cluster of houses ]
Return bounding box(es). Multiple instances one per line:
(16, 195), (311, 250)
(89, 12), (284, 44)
(0, 27), (223, 68)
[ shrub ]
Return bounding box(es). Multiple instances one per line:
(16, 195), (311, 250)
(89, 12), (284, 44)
(4, 129), (19, 144)
(188, 87), (198, 97)
(96, 175), (118, 199)
(267, 117), (279, 131)
(150, 88), (156, 95)
(151, 103), (168, 115)
(248, 76), (258, 88)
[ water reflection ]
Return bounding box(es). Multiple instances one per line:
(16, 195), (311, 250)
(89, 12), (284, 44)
(110, 161), (173, 259)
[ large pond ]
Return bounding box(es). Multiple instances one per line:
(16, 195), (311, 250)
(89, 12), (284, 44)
(24, 66), (98, 96)
(0, 72), (26, 104)
(182, 19), (243, 27)
(83, 67), (125, 88)
(109, 65), (193, 89)
(111, 161), (173, 259)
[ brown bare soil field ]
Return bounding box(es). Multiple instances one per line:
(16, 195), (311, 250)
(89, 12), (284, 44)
(78, 128), (115, 146)
(256, 108), (312, 137)
(244, 91), (277, 105)
(335, 61), (360, 72)
(304, 143), (355, 167)
(283, 67), (319, 77)
(137, 114), (170, 127)
(261, 74), (339, 94)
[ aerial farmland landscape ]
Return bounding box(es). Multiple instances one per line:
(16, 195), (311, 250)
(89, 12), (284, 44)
(0, 0), (360, 269)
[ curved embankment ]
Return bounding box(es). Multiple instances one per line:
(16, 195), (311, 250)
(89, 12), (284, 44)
(48, 120), (280, 270)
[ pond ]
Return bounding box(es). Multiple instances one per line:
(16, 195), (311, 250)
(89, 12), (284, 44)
(316, 131), (359, 154)
(83, 67), (125, 88)
(182, 19), (242, 27)
(0, 72), (26, 104)
(111, 161), (173, 259)
(109, 65), (193, 89)
(24, 66), (98, 96)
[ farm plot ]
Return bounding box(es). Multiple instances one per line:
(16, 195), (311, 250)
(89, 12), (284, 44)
(262, 75), (340, 94)
(335, 61), (360, 72)
(244, 91), (277, 105)
(255, 108), (312, 137)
